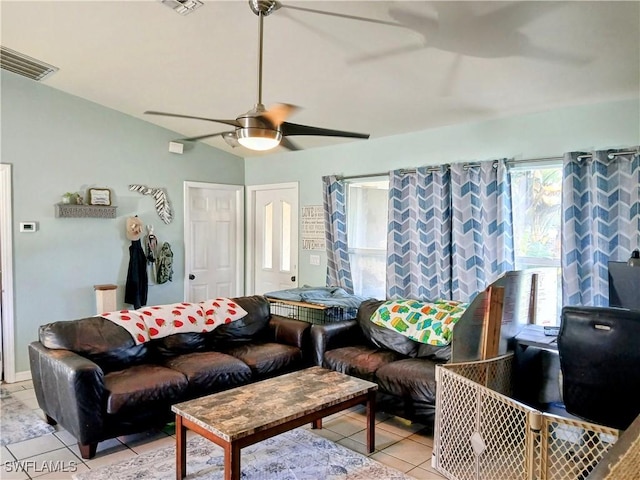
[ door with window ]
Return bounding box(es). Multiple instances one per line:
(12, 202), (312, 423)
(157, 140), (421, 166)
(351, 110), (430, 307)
(248, 183), (298, 295)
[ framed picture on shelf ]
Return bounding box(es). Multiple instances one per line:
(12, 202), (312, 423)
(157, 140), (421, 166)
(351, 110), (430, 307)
(88, 188), (111, 206)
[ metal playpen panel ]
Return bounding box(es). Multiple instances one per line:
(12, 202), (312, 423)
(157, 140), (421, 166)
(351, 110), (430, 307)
(434, 355), (621, 480)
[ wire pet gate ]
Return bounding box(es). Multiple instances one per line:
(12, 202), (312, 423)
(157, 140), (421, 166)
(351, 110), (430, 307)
(434, 354), (620, 480)
(267, 299), (358, 325)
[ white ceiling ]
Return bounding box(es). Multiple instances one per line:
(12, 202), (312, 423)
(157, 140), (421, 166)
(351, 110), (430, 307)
(2, 1), (639, 157)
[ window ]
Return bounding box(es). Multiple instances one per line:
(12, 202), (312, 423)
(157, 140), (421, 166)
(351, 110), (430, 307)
(347, 180), (389, 299)
(510, 162), (563, 325)
(344, 164), (565, 322)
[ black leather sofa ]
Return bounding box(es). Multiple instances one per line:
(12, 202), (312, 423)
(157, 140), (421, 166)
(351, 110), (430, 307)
(311, 299), (454, 428)
(28, 295), (311, 459)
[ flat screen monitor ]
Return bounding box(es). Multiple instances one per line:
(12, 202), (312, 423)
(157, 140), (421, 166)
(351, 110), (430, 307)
(608, 261), (640, 310)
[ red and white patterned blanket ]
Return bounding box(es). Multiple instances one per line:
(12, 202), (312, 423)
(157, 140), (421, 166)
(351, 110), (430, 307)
(99, 298), (248, 344)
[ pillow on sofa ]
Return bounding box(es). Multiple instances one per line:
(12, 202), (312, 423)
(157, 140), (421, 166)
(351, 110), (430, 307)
(370, 299), (468, 346)
(357, 300), (420, 357)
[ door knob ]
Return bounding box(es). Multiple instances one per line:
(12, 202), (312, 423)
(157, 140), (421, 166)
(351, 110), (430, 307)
(189, 274), (195, 280)
(290, 275), (296, 282)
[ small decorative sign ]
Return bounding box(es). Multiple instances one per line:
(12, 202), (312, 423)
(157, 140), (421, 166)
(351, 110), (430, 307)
(302, 205), (325, 250)
(88, 188), (112, 206)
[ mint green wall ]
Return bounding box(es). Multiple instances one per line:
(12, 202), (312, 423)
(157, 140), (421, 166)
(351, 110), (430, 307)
(3, 67), (639, 377)
(246, 99), (640, 288)
(1, 71), (244, 373)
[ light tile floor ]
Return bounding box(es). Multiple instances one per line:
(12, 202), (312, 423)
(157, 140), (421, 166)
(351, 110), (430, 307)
(1, 380), (446, 479)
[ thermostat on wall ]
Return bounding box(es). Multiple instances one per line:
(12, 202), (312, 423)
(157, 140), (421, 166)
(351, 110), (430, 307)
(20, 221), (38, 233)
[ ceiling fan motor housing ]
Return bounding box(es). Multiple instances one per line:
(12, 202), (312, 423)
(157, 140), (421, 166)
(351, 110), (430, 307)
(236, 106), (282, 150)
(249, 0), (280, 17)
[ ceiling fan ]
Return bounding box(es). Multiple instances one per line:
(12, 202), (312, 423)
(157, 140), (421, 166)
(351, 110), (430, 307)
(145, 0), (369, 152)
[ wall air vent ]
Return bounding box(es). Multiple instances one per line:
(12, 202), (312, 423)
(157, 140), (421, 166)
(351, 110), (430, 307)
(0, 46), (59, 81)
(160, 0), (203, 16)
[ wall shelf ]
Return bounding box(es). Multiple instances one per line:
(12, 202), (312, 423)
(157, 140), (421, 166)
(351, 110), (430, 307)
(55, 203), (117, 219)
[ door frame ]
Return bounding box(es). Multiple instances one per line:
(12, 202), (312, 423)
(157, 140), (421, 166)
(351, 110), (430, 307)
(1, 164), (16, 382)
(246, 182), (299, 295)
(183, 181), (245, 300)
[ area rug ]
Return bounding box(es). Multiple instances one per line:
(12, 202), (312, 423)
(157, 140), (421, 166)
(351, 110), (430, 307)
(73, 427), (415, 480)
(0, 387), (55, 446)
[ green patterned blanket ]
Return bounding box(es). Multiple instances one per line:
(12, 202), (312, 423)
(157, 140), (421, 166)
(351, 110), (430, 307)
(370, 299), (469, 346)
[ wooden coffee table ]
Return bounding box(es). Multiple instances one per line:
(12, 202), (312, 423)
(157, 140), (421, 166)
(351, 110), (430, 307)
(172, 366), (378, 480)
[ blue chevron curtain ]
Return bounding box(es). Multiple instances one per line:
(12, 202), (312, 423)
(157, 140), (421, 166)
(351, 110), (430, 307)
(450, 160), (515, 302)
(386, 167), (452, 300)
(322, 175), (354, 293)
(561, 150), (640, 306)
(386, 160), (514, 303)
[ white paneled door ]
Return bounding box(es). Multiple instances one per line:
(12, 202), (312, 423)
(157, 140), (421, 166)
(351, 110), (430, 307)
(248, 183), (298, 295)
(184, 182), (244, 302)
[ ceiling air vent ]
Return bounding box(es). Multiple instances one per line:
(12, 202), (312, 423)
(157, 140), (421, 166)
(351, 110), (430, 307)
(160, 0), (203, 16)
(0, 46), (59, 81)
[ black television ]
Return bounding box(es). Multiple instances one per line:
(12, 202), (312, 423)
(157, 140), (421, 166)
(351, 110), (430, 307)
(608, 261), (640, 310)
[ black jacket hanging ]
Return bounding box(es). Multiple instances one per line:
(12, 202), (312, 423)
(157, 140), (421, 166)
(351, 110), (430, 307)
(125, 239), (148, 309)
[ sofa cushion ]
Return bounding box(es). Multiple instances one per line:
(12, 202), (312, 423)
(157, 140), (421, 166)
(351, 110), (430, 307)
(39, 317), (150, 373)
(416, 343), (452, 362)
(375, 358), (439, 405)
(323, 345), (403, 382)
(357, 300), (421, 357)
(209, 296), (271, 347)
(104, 364), (188, 415)
(163, 351), (252, 394)
(151, 332), (210, 359)
(224, 343), (302, 378)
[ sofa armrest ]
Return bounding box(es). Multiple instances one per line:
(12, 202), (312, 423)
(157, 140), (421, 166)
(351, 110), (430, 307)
(310, 320), (363, 367)
(28, 342), (106, 444)
(268, 315), (311, 349)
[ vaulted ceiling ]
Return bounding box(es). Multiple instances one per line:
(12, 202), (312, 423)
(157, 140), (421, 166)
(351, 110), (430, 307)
(2, 1), (639, 156)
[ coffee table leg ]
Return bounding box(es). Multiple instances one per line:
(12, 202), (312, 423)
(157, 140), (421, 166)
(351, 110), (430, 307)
(312, 418), (322, 429)
(366, 391), (376, 453)
(176, 415), (187, 480)
(224, 441), (241, 480)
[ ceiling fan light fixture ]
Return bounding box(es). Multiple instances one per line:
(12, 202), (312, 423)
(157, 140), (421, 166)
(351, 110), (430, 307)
(237, 127), (282, 151)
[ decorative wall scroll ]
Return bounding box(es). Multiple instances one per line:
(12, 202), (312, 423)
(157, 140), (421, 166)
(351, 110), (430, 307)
(129, 184), (173, 224)
(301, 205), (325, 250)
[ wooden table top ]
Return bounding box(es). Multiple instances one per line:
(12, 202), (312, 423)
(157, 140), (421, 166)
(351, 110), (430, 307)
(172, 366), (378, 443)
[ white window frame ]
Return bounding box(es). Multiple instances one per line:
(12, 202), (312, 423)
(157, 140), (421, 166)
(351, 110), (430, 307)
(346, 179), (389, 299)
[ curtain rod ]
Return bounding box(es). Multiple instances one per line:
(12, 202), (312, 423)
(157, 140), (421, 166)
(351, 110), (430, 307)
(336, 150), (639, 181)
(576, 150), (638, 161)
(337, 157), (560, 180)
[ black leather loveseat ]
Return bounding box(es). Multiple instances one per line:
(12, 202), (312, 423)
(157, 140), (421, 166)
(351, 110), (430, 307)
(28, 295), (311, 459)
(311, 299), (454, 428)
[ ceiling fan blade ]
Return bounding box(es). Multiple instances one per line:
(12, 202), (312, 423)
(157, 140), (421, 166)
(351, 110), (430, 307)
(281, 4), (402, 28)
(281, 122), (369, 139)
(388, 7), (438, 36)
(259, 103), (300, 127)
(178, 131), (229, 142)
(348, 43), (426, 65)
(144, 111), (240, 128)
(280, 137), (302, 151)
(439, 54), (463, 97)
(222, 131), (240, 148)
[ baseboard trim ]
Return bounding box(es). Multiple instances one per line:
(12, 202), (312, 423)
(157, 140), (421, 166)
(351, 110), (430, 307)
(12, 370), (32, 383)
